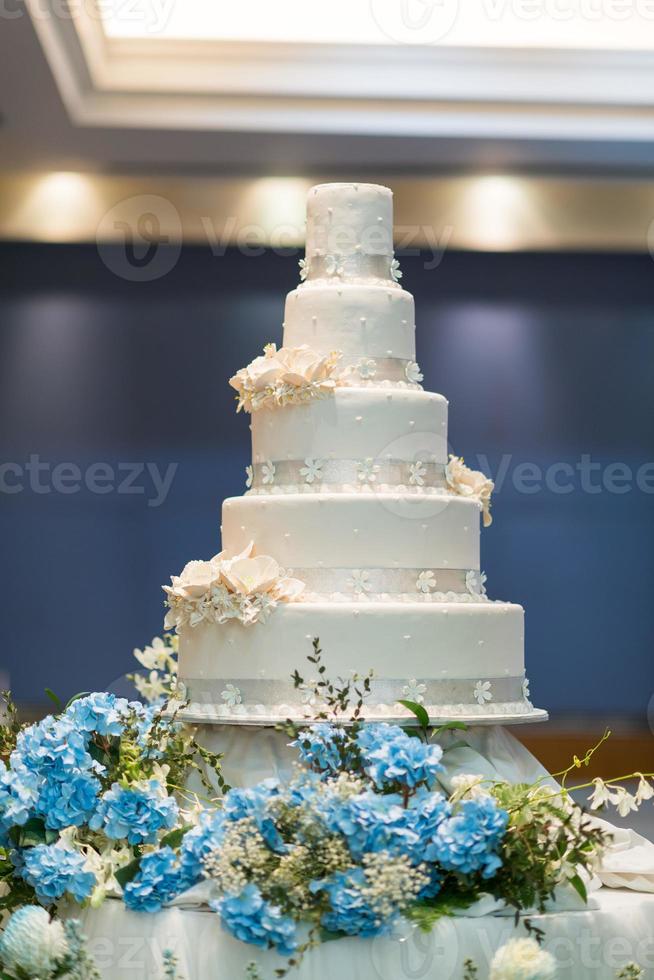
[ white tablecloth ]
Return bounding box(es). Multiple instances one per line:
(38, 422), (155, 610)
(79, 888), (654, 980)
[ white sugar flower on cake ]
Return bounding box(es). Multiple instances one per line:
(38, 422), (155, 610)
(229, 343), (342, 413)
(445, 455), (494, 527)
(163, 543), (305, 630)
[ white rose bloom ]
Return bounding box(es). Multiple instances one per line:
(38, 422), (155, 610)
(163, 557), (223, 601)
(0, 906), (69, 976)
(490, 938), (557, 980)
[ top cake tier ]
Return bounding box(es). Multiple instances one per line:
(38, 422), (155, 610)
(303, 183), (397, 284)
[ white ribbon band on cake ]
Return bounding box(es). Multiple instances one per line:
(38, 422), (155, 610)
(279, 566), (486, 601)
(178, 675), (528, 710)
(336, 355), (422, 388)
(247, 458), (448, 493)
(305, 252), (397, 284)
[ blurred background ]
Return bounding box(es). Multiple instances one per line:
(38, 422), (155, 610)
(0, 0), (653, 805)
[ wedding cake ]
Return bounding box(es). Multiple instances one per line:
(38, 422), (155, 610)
(165, 183), (546, 727)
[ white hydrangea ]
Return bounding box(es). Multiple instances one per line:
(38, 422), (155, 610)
(0, 906), (69, 976)
(490, 938), (556, 980)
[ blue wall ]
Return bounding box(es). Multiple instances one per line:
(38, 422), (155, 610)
(1, 243), (653, 717)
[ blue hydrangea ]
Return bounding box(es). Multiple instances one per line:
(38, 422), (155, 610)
(290, 724), (352, 774)
(179, 809), (227, 887)
(355, 723), (407, 755)
(0, 761), (40, 840)
(89, 780), (178, 845)
(362, 728), (443, 790)
(21, 844), (96, 904)
(123, 846), (186, 912)
(13, 716), (96, 779)
(212, 883), (298, 956)
(35, 770), (101, 831)
(65, 693), (129, 737)
(223, 780), (285, 853)
(318, 785), (449, 864)
(428, 797), (509, 878)
(312, 868), (390, 938)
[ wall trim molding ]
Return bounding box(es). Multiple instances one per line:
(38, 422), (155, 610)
(24, 0), (654, 139)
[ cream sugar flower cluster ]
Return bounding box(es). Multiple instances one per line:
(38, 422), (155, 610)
(229, 343), (342, 413)
(446, 455), (495, 527)
(163, 544), (305, 630)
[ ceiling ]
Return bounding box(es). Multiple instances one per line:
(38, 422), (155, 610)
(1, 1), (654, 179)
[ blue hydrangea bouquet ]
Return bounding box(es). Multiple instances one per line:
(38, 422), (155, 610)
(0, 635), (646, 978)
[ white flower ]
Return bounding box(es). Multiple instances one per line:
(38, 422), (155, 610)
(324, 254), (343, 277)
(473, 680), (493, 705)
(357, 458), (380, 483)
(221, 684), (242, 707)
(299, 457), (324, 484)
(466, 569), (488, 597)
(133, 635), (174, 672)
(261, 460), (276, 485)
(0, 906), (69, 976)
(229, 344), (341, 413)
(635, 774), (654, 805)
(300, 682), (319, 707)
(416, 570), (436, 593)
(221, 555), (281, 596)
(348, 569), (372, 594)
(490, 938), (556, 980)
(245, 465), (254, 489)
(402, 679), (426, 704)
(450, 773), (491, 801)
(588, 777), (612, 810)
(405, 360), (423, 384)
(357, 358), (377, 380)
(298, 257), (309, 281)
(446, 455), (494, 527)
(611, 786), (639, 817)
(163, 556), (223, 601)
(522, 677), (531, 701)
(408, 460), (427, 486)
(390, 257), (402, 282)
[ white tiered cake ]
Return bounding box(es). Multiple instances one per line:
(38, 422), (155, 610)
(166, 183), (546, 727)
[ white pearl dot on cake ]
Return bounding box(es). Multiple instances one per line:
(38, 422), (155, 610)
(403, 635), (411, 641)
(464, 526), (469, 532)
(284, 532), (290, 539)
(409, 421), (415, 427)
(421, 524), (428, 530)
(386, 349), (393, 356)
(478, 640), (484, 646)
(360, 317), (366, 325)
(312, 315), (317, 324)
(353, 610), (359, 617)
(353, 528), (359, 535)
(355, 415), (363, 422)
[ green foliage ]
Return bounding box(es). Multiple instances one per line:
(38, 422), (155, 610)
(407, 884), (481, 931)
(463, 959), (479, 980)
(488, 781), (607, 916)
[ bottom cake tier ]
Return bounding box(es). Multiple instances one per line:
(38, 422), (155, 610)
(175, 600), (547, 724)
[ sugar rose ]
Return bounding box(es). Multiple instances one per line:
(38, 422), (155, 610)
(445, 455), (494, 527)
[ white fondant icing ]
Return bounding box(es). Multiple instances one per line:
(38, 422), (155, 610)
(283, 283), (415, 360)
(251, 387), (448, 468)
(221, 493), (480, 570)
